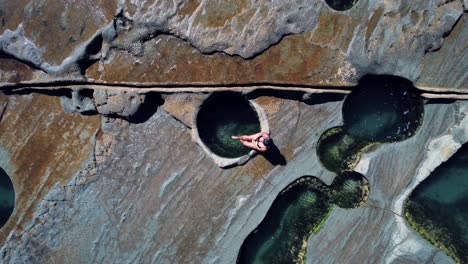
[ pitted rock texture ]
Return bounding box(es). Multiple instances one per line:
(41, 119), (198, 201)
(87, 0), (464, 86)
(0, 0), (464, 89)
(93, 89), (145, 118)
(0, 56), (34, 83)
(61, 89), (96, 114)
(0, 0), (117, 65)
(0, 93), (100, 247)
(416, 14), (467, 89)
(162, 93), (207, 128)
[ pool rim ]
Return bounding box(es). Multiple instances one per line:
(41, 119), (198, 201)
(192, 93), (270, 168)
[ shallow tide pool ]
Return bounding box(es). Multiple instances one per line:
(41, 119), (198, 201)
(237, 173), (368, 263)
(317, 75), (424, 173)
(237, 177), (332, 264)
(405, 144), (468, 263)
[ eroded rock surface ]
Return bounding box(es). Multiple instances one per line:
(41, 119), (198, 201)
(0, 0), (466, 263)
(0, 0), (464, 88)
(1, 92), (465, 263)
(0, 93), (100, 247)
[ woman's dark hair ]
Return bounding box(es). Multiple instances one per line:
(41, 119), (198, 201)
(263, 137), (273, 146)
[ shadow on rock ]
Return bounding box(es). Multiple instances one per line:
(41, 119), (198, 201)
(128, 92), (165, 124)
(425, 98), (457, 105)
(262, 144), (287, 166)
(303, 93), (346, 105)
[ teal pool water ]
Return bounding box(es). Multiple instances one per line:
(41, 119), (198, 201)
(237, 173), (369, 263)
(197, 92), (261, 158)
(325, 0), (359, 11)
(405, 144), (468, 263)
(0, 168), (14, 228)
(317, 75), (424, 173)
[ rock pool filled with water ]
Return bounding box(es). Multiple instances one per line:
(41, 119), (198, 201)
(325, 0), (359, 11)
(0, 168), (14, 228)
(405, 144), (468, 263)
(318, 75), (424, 173)
(196, 92), (261, 159)
(237, 173), (368, 263)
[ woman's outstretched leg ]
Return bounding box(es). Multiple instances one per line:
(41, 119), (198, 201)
(231, 135), (250, 140)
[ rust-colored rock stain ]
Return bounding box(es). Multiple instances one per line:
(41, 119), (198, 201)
(0, 57), (35, 83)
(193, 0), (248, 28)
(0, 93), (100, 244)
(179, 0), (202, 17)
(365, 8), (384, 51)
(87, 33), (349, 85)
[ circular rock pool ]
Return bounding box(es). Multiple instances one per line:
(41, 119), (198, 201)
(196, 92), (261, 159)
(343, 75), (424, 143)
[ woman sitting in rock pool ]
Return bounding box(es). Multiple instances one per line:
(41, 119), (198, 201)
(232, 131), (272, 152)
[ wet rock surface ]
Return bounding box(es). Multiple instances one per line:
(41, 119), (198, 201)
(0, 1), (466, 264)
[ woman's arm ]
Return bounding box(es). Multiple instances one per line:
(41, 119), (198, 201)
(241, 139), (268, 152)
(240, 140), (258, 149)
(244, 132), (263, 141)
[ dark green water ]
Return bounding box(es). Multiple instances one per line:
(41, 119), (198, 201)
(0, 168), (14, 228)
(237, 177), (332, 264)
(343, 76), (423, 143)
(237, 173), (368, 264)
(331, 171), (368, 209)
(317, 75), (424, 173)
(405, 144), (468, 263)
(197, 92), (260, 158)
(325, 0), (359, 11)
(316, 127), (368, 173)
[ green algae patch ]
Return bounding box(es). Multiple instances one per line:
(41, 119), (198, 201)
(317, 127), (369, 173)
(331, 171), (369, 209)
(405, 144), (468, 264)
(317, 75), (424, 173)
(237, 173), (370, 264)
(0, 167), (15, 228)
(196, 92), (261, 159)
(325, 0), (359, 11)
